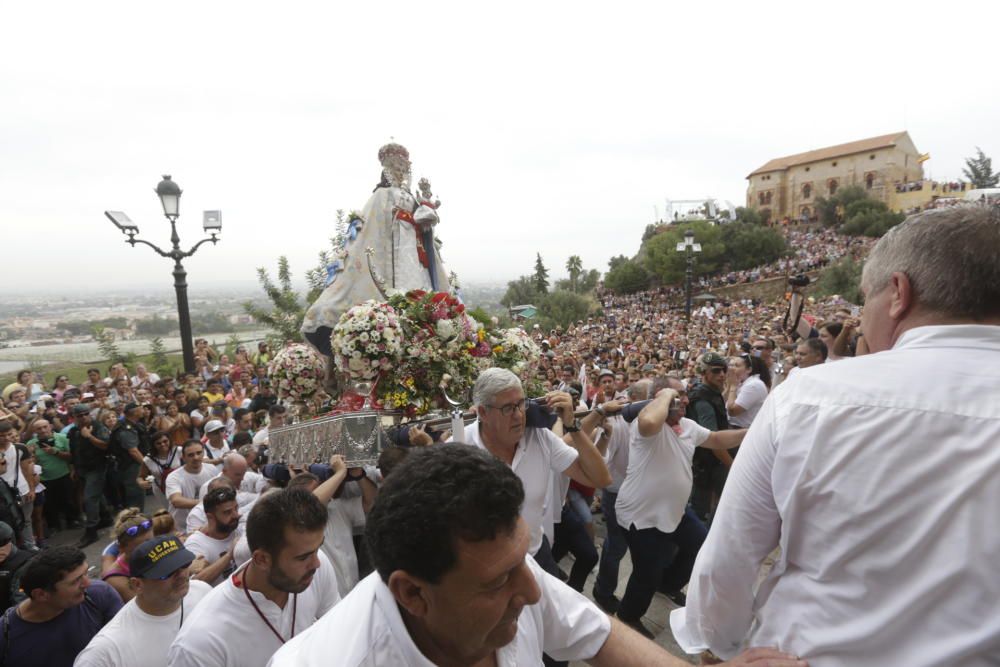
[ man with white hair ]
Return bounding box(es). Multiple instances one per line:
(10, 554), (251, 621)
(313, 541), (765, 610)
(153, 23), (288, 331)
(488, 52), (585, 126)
(457, 367), (612, 574)
(672, 207), (1000, 665)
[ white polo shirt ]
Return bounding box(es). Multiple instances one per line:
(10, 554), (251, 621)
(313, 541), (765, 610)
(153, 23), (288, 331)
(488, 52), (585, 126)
(167, 551), (340, 667)
(603, 414), (631, 493)
(267, 557), (611, 667)
(460, 422), (578, 554)
(615, 417), (711, 534)
(74, 581), (212, 667)
(165, 465), (218, 531)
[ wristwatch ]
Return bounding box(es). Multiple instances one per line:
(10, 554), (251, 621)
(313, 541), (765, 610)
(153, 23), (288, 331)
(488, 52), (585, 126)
(563, 418), (582, 433)
(595, 404), (607, 417)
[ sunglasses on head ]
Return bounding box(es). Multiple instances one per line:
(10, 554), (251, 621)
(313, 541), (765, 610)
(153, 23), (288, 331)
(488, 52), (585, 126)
(120, 519), (152, 539)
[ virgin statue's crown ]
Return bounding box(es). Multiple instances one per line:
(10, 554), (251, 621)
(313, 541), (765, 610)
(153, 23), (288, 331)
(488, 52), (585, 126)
(378, 142), (410, 164)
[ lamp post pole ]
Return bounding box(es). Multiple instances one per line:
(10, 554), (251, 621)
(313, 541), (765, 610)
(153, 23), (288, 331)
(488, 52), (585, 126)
(676, 229), (701, 321)
(104, 175), (222, 374)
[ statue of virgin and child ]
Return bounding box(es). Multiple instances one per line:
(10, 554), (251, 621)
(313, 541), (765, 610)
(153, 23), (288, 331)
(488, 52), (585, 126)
(302, 142), (453, 357)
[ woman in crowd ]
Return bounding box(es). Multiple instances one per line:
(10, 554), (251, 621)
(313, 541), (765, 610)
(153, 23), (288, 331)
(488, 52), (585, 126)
(725, 354), (771, 429)
(102, 508), (154, 602)
(51, 375), (75, 402)
(140, 430), (184, 509)
(154, 401), (192, 446)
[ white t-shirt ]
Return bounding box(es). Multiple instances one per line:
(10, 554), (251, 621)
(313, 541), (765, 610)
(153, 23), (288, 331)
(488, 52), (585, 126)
(144, 447), (184, 506)
(728, 375), (769, 428)
(198, 472), (267, 498)
(322, 486), (365, 598)
(165, 466), (218, 530)
(167, 551), (341, 667)
(0, 443), (30, 495)
(603, 414), (631, 493)
(267, 557), (611, 667)
(460, 423), (579, 555)
(184, 530), (239, 586)
(203, 440), (231, 462)
(616, 417), (711, 534)
(186, 491), (257, 535)
(74, 581), (211, 667)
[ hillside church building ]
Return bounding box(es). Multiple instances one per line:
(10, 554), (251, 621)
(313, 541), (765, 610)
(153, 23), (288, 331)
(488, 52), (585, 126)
(746, 131), (926, 222)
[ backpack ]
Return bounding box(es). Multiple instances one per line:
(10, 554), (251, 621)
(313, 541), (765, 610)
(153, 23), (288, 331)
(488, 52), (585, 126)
(0, 548), (36, 612)
(0, 481), (24, 538)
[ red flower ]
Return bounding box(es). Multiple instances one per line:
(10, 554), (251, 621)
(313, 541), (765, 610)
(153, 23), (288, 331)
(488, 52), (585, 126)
(407, 290), (427, 300)
(431, 292), (449, 304)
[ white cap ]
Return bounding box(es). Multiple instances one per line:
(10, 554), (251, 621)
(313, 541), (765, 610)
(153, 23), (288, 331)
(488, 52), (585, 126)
(204, 420), (226, 434)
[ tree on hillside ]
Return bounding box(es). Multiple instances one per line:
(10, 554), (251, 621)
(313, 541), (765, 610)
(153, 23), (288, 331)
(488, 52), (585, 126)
(644, 222), (726, 285)
(243, 256), (307, 343)
(565, 255), (583, 292)
(532, 253), (550, 294)
(734, 207), (763, 225)
(841, 199), (905, 237)
(604, 258), (649, 294)
(813, 256), (864, 304)
(607, 254), (629, 271)
(814, 185), (868, 227)
(501, 276), (540, 308)
(963, 147), (999, 188)
(718, 224), (787, 270)
(93, 326), (124, 364)
(538, 290), (593, 330)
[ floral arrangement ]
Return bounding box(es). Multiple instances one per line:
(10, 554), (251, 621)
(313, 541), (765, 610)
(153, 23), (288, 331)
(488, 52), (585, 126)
(330, 301), (405, 381)
(268, 343), (330, 411)
(490, 328), (541, 381)
(330, 290), (489, 417)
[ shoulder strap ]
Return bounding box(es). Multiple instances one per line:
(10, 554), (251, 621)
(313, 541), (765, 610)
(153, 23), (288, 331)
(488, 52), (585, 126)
(0, 605), (16, 667)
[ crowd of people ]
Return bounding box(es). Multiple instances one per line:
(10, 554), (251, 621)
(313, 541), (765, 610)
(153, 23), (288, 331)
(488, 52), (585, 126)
(0, 205), (996, 666)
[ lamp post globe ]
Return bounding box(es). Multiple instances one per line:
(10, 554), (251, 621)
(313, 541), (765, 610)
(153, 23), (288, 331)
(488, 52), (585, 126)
(155, 175), (182, 220)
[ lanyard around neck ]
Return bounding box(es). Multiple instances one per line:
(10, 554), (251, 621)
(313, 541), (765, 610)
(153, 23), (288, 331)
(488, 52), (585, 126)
(241, 566), (297, 645)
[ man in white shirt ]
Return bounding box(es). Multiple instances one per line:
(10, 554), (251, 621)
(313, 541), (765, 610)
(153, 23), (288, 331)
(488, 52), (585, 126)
(186, 476), (257, 535)
(185, 486), (241, 586)
(457, 368), (611, 575)
(672, 207), (1000, 665)
(592, 379), (651, 614)
(168, 487), (340, 667)
(201, 420), (231, 465)
(616, 377), (746, 638)
(74, 535), (212, 667)
(268, 445), (800, 667)
(252, 404), (286, 447)
(165, 440), (217, 530)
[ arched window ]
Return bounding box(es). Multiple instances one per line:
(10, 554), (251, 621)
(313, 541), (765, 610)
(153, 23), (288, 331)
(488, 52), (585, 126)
(828, 179), (838, 196)
(764, 191), (773, 205)
(865, 173), (875, 190)
(758, 192), (766, 206)
(802, 183), (812, 199)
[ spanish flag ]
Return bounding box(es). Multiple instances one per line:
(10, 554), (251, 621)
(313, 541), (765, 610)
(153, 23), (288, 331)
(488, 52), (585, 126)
(917, 153), (931, 163)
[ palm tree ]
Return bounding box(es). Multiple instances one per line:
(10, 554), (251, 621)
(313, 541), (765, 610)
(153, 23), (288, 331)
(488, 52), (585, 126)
(566, 255), (583, 293)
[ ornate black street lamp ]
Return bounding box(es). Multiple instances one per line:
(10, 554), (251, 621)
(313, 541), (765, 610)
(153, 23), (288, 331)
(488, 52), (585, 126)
(105, 175), (222, 373)
(676, 229), (701, 320)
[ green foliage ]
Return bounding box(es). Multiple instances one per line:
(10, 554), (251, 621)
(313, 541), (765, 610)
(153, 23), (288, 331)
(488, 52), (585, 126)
(814, 185), (868, 227)
(532, 253), (550, 294)
(501, 276), (540, 308)
(135, 314), (177, 336)
(733, 207), (763, 225)
(224, 333), (243, 359)
(148, 337), (171, 376)
(717, 224), (788, 271)
(243, 256), (307, 343)
(578, 268), (600, 293)
(93, 326), (124, 363)
(962, 147), (999, 188)
(537, 290), (594, 330)
(642, 224), (661, 242)
(565, 255), (583, 293)
(813, 256), (864, 304)
(604, 258), (650, 294)
(465, 306), (494, 328)
(643, 222), (726, 284)
(607, 254), (629, 271)
(841, 206), (905, 237)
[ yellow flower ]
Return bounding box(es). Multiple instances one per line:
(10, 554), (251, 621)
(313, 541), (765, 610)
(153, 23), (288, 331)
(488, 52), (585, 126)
(477, 329), (486, 342)
(493, 345), (503, 354)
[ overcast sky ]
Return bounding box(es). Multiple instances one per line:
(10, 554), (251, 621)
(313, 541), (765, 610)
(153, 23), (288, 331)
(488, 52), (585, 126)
(3, 1), (997, 293)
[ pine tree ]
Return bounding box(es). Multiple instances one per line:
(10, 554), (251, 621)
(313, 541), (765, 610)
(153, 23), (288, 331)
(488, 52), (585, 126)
(93, 326), (123, 363)
(243, 257), (308, 344)
(532, 253), (550, 294)
(149, 337), (170, 375)
(962, 147), (999, 188)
